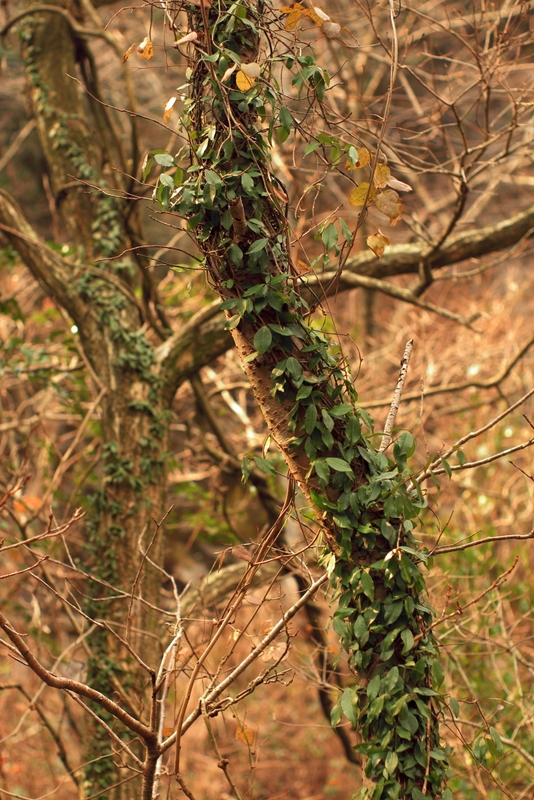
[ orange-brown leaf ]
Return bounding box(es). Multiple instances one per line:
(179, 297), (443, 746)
(122, 43), (137, 63)
(280, 2), (304, 30)
(235, 727), (255, 746)
(137, 38), (154, 60)
(346, 146), (371, 170)
(163, 96), (177, 124)
(304, 6), (329, 24)
(348, 182), (376, 207)
(231, 545), (253, 563)
(375, 189), (403, 225)
(366, 230), (389, 259)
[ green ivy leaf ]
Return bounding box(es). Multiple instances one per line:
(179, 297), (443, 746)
(345, 415), (362, 445)
(326, 457), (353, 474)
(253, 456), (276, 475)
(154, 152), (175, 167)
(225, 314), (241, 330)
(253, 326), (272, 354)
(204, 169), (224, 188)
(279, 106), (293, 134)
(341, 688), (357, 726)
(247, 238), (269, 254)
(321, 222), (338, 252)
(322, 409), (334, 432)
(304, 404), (318, 434)
(400, 628), (414, 654)
(241, 172), (255, 193)
(330, 403), (353, 417)
(440, 457), (452, 477)
(360, 571), (374, 600)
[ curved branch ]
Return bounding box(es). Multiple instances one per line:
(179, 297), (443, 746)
(0, 5), (102, 39)
(341, 202), (534, 280)
(0, 189), (88, 322)
(0, 608), (156, 743)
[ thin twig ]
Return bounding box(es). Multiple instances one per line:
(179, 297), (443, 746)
(430, 529), (534, 556)
(201, 699), (243, 800)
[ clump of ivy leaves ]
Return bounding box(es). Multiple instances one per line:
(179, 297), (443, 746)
(147, 0), (454, 797)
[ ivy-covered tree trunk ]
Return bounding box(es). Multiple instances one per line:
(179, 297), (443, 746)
(158, 1), (452, 798)
(2, 7), (171, 798)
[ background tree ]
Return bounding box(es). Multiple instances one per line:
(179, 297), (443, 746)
(1, 1), (534, 799)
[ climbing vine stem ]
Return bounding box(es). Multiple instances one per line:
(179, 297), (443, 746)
(151, 0), (452, 797)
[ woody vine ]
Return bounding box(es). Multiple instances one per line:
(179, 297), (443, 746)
(146, 0), (452, 798)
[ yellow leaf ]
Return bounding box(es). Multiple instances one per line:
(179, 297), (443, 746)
(355, 147), (371, 168)
(375, 189), (403, 226)
(280, 2), (304, 30)
(235, 727), (255, 746)
(366, 230), (389, 259)
(122, 43), (137, 63)
(163, 96), (177, 124)
(296, 259), (311, 273)
(137, 38), (154, 60)
(348, 182), (376, 207)
(373, 164), (391, 188)
(345, 146), (371, 171)
(236, 70), (256, 91)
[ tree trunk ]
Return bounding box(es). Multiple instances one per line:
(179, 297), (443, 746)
(157, 2), (451, 798)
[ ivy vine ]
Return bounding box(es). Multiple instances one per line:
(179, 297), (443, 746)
(150, 1), (453, 797)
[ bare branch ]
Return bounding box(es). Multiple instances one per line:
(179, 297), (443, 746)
(379, 339), (414, 452)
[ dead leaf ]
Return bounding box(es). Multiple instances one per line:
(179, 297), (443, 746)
(345, 146), (371, 170)
(240, 62), (262, 79)
(296, 259), (311, 273)
(280, 2), (305, 30)
(236, 70), (256, 91)
(235, 727), (255, 746)
(244, 594), (262, 605)
(13, 495), (42, 513)
(162, 727), (174, 738)
(261, 643), (287, 662)
(367, 230), (389, 259)
(322, 20), (341, 38)
(137, 37), (154, 60)
(372, 164), (391, 189)
(375, 189), (403, 225)
(304, 5), (330, 24)
(387, 177), (413, 192)
(222, 63), (237, 82)
(163, 96), (177, 124)
(348, 182), (377, 207)
(122, 43), (137, 63)
(174, 31), (199, 47)
(231, 545), (253, 563)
